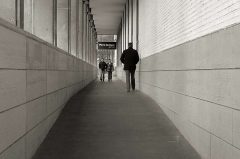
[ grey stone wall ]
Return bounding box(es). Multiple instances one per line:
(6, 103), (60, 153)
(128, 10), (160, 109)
(137, 24), (240, 159)
(0, 20), (97, 159)
(118, 23), (240, 159)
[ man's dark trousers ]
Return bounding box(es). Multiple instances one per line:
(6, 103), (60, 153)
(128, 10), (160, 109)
(126, 69), (135, 91)
(120, 46), (139, 92)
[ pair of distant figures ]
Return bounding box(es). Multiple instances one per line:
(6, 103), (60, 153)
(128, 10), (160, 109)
(99, 59), (114, 82)
(98, 43), (139, 92)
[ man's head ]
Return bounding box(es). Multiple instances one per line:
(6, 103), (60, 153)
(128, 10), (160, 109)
(108, 59), (111, 63)
(128, 42), (133, 48)
(101, 58), (104, 62)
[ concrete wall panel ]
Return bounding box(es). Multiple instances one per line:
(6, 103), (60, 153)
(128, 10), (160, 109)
(58, 89), (68, 107)
(26, 121), (47, 159)
(0, 20), (97, 158)
(140, 25), (240, 71)
(175, 115), (211, 159)
(0, 105), (26, 153)
(139, 70), (240, 110)
(26, 96), (47, 131)
(137, 80), (237, 159)
(27, 39), (47, 70)
(0, 137), (25, 159)
(46, 92), (59, 116)
(58, 53), (68, 70)
(0, 70), (26, 112)
(0, 26), (26, 69)
(58, 71), (67, 88)
(47, 48), (59, 70)
(210, 105), (233, 144)
(67, 56), (74, 71)
(233, 147), (240, 159)
(233, 110), (240, 149)
(118, 21), (240, 159)
(27, 70), (47, 101)
(211, 135), (233, 159)
(118, 0), (240, 158)
(47, 71), (61, 93)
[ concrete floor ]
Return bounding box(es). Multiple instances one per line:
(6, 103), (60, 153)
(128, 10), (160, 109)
(33, 79), (201, 159)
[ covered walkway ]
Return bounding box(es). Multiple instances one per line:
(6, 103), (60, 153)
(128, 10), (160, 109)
(1, 0), (240, 158)
(33, 79), (200, 159)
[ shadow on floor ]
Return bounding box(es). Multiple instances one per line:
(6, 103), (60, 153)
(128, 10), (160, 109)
(33, 79), (201, 159)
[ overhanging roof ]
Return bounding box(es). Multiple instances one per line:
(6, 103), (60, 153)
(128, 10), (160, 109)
(89, 0), (126, 35)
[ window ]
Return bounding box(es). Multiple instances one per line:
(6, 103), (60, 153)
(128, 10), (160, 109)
(24, 0), (53, 43)
(33, 0), (53, 43)
(57, 0), (69, 52)
(0, 0), (16, 25)
(70, 0), (77, 56)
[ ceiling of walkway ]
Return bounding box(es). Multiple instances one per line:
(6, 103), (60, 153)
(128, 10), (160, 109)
(89, 0), (126, 35)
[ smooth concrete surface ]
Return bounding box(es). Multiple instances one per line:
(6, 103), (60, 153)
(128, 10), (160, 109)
(116, 23), (240, 159)
(33, 79), (200, 159)
(0, 21), (97, 159)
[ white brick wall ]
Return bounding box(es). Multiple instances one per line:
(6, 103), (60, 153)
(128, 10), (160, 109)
(139, 0), (240, 58)
(125, 1), (240, 158)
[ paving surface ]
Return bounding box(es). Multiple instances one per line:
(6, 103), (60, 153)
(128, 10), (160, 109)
(33, 79), (201, 159)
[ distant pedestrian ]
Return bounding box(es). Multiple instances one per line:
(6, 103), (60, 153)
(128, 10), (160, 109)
(120, 43), (139, 92)
(107, 59), (114, 82)
(99, 58), (107, 82)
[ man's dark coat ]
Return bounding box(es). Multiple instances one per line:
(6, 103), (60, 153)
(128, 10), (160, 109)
(99, 61), (107, 71)
(120, 47), (139, 70)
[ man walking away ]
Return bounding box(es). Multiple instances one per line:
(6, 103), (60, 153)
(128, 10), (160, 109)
(120, 43), (139, 92)
(99, 58), (107, 82)
(107, 59), (114, 82)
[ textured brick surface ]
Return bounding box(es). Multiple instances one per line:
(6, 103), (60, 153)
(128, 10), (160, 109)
(138, 0), (240, 58)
